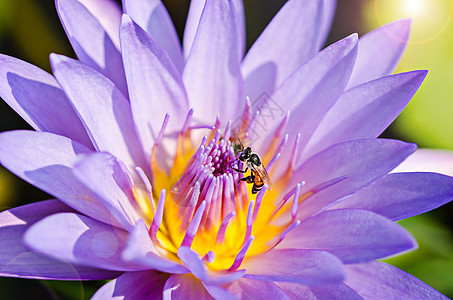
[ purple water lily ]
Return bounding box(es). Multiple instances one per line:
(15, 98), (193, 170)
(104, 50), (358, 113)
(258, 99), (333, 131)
(0, 0), (452, 298)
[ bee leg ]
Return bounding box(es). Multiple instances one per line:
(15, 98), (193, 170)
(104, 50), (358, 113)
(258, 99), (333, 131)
(232, 167), (248, 173)
(239, 176), (254, 184)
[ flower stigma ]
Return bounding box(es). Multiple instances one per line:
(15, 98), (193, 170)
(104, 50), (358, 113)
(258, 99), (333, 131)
(131, 106), (313, 273)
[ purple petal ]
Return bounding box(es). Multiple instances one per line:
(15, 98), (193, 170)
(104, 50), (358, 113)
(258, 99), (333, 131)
(122, 219), (188, 274)
(92, 270), (169, 300)
(73, 152), (141, 231)
(163, 274), (213, 300)
(0, 54), (91, 148)
(50, 54), (146, 171)
(310, 284), (363, 300)
(177, 247), (205, 280)
(77, 0), (122, 48)
(305, 70), (427, 159)
(242, 0), (324, 101)
(50, 54), (147, 169)
(333, 172), (453, 221)
(272, 283), (314, 300)
(183, 0), (245, 58)
(319, 0), (337, 45)
(0, 200), (120, 280)
(347, 19), (411, 89)
(177, 246), (245, 285)
(345, 261), (449, 299)
(24, 212), (144, 271)
(182, 0), (242, 124)
(273, 33), (357, 120)
(234, 0), (245, 57)
(393, 148), (453, 176)
(123, 0), (184, 71)
(287, 138), (416, 220)
(279, 209), (417, 264)
(203, 283), (237, 300)
(120, 15), (189, 162)
(56, 0), (128, 95)
(254, 34), (358, 176)
(227, 278), (290, 300)
(182, 0), (205, 58)
(276, 282), (362, 300)
(243, 249), (344, 285)
(0, 130), (121, 227)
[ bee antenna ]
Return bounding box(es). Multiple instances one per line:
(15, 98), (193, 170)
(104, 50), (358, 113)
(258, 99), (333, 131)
(238, 137), (244, 147)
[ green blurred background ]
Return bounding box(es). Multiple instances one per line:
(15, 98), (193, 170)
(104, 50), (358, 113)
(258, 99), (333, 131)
(0, 0), (452, 298)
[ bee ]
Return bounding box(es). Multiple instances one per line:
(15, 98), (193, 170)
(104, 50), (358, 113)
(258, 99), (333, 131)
(232, 139), (272, 194)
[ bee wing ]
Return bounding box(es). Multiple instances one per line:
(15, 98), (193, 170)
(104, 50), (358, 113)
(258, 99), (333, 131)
(254, 164), (272, 190)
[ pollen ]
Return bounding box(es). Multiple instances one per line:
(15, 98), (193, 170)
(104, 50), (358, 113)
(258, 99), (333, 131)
(132, 108), (306, 272)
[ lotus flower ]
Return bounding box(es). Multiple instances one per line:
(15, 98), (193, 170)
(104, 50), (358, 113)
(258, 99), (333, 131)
(0, 0), (452, 298)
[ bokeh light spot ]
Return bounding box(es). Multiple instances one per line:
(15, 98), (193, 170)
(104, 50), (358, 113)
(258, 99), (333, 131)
(91, 231), (118, 259)
(370, 0), (453, 44)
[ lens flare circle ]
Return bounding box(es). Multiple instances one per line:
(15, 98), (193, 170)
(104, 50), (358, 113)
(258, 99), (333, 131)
(373, 0), (453, 44)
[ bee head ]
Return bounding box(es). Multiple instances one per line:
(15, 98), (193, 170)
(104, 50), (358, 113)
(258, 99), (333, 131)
(238, 147), (251, 162)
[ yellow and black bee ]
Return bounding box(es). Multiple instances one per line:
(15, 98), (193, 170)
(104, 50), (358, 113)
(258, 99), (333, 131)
(232, 140), (272, 194)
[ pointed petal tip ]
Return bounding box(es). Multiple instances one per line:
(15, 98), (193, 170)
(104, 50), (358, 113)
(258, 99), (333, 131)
(385, 224), (419, 259)
(343, 32), (358, 45)
(381, 211), (419, 258)
(398, 17), (412, 26)
(121, 13), (133, 26)
(400, 69), (428, 79)
(383, 18), (412, 36)
(365, 18), (412, 40)
(398, 141), (418, 160)
(399, 216), (419, 250)
(416, 69), (429, 78)
(49, 53), (71, 67)
(348, 33), (359, 49)
(408, 141), (418, 152)
(349, 32), (359, 41)
(392, 138), (418, 154)
(330, 33), (358, 54)
(410, 234), (419, 251)
(403, 69), (428, 85)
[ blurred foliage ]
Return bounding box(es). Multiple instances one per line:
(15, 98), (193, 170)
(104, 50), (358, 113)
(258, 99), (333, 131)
(0, 0), (72, 71)
(0, 167), (15, 210)
(0, 277), (105, 300)
(0, 0), (452, 299)
(384, 214), (453, 297)
(42, 280), (105, 300)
